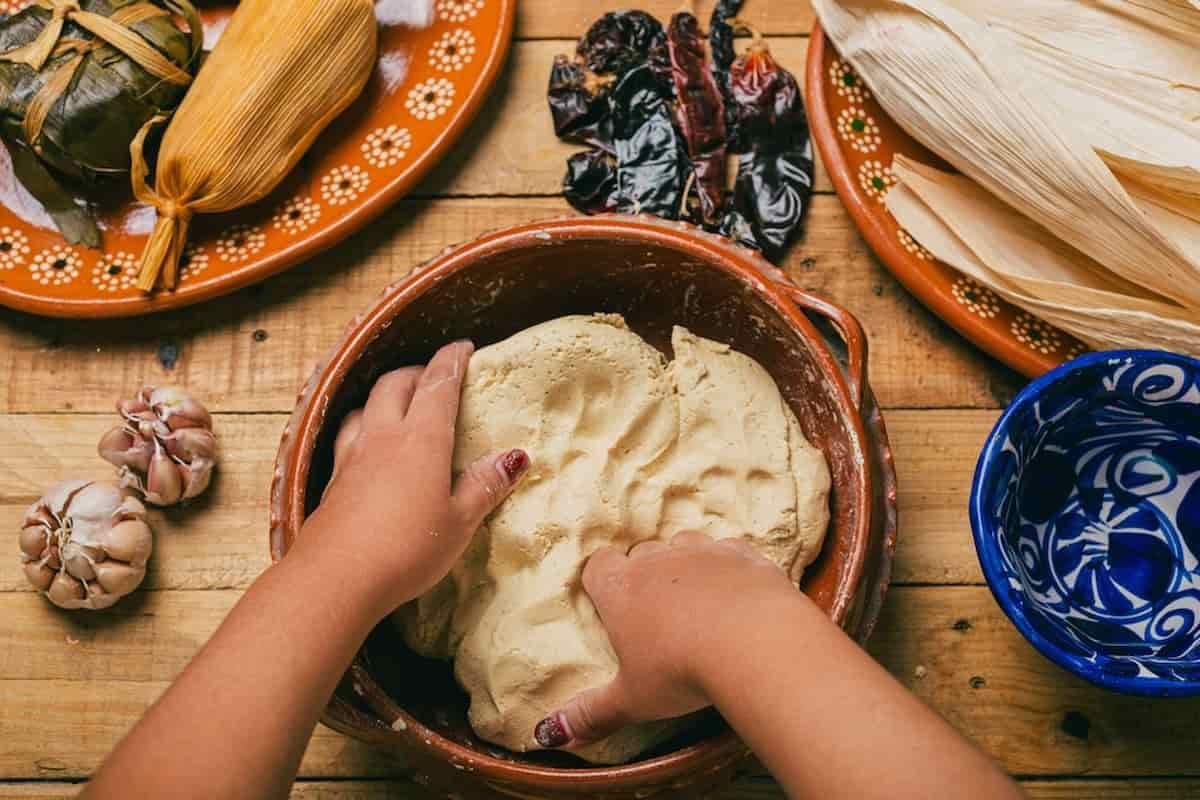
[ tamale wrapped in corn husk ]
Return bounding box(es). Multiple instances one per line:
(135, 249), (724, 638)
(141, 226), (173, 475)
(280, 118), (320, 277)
(132, 0), (377, 291)
(0, 0), (201, 246)
(886, 156), (1200, 357)
(812, 0), (1200, 312)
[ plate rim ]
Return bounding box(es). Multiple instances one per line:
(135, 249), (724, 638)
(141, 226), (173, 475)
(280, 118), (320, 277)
(806, 23), (1059, 380)
(0, 0), (517, 319)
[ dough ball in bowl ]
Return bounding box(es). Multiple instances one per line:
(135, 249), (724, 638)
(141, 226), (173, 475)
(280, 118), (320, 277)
(397, 314), (831, 764)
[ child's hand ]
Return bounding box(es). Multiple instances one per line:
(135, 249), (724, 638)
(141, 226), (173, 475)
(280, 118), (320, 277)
(533, 531), (802, 749)
(292, 341), (529, 620)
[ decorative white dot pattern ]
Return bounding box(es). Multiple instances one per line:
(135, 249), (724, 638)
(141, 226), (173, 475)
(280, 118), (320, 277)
(321, 165), (371, 206)
(215, 224), (266, 263)
(406, 78), (456, 121)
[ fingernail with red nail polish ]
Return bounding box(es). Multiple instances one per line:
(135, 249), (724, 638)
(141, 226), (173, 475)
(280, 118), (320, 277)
(499, 449), (529, 482)
(534, 713), (572, 748)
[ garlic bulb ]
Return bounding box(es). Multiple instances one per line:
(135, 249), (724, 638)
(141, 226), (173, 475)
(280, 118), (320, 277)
(19, 481), (153, 611)
(98, 386), (217, 507)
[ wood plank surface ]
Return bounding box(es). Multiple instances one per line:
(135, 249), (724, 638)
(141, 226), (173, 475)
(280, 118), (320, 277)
(0, 409), (992, 594)
(0, 196), (1017, 416)
(3, 587), (1199, 780)
(1, 0), (1170, 794)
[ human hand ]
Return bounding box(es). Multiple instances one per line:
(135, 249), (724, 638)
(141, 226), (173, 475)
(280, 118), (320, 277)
(291, 340), (529, 621)
(533, 531), (803, 750)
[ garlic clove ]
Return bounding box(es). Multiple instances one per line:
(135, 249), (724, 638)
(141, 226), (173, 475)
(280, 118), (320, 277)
(93, 561), (144, 596)
(163, 427), (217, 462)
(87, 586), (120, 611)
(63, 547), (97, 581)
(47, 571), (85, 607)
(103, 520), (153, 566)
(98, 426), (154, 473)
(143, 447), (184, 506)
(44, 543), (62, 571)
(181, 458), (214, 501)
(19, 526), (47, 560)
(150, 386), (212, 431)
(23, 561), (55, 592)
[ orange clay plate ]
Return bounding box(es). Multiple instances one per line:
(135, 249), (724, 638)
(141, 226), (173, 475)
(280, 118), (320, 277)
(806, 26), (1087, 379)
(0, 0), (514, 318)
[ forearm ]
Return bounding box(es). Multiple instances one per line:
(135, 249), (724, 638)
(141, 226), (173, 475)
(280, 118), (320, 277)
(82, 545), (380, 800)
(698, 592), (1024, 800)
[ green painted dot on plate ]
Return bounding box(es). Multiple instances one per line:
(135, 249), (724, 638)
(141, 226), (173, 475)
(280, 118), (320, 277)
(871, 176), (886, 190)
(851, 118), (866, 132)
(842, 73), (856, 86)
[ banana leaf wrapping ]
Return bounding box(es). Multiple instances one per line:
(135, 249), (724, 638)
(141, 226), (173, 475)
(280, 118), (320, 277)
(0, 0), (201, 246)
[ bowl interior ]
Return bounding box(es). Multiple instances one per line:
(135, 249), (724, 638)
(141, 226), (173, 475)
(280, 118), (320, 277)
(977, 352), (1200, 687)
(298, 225), (869, 764)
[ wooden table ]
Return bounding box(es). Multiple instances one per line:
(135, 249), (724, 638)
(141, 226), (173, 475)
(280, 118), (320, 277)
(1, 2), (1196, 798)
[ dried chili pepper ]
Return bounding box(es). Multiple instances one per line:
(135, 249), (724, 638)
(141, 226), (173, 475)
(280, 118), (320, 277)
(709, 0), (743, 82)
(666, 12), (727, 226)
(548, 54), (614, 152)
(710, 0), (745, 147)
(610, 63), (687, 218)
(732, 146), (813, 258)
(551, 6), (814, 260)
(577, 10), (666, 75)
(727, 30), (806, 148)
(725, 32), (814, 258)
(563, 149), (618, 214)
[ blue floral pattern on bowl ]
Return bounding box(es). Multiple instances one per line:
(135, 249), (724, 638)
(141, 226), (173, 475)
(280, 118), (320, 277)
(971, 351), (1200, 694)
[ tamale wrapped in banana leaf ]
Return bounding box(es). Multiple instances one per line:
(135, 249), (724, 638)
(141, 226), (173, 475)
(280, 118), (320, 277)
(0, 0), (202, 246)
(132, 0), (378, 291)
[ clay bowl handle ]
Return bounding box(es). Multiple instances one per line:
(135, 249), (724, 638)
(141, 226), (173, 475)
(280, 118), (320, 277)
(775, 284), (868, 412)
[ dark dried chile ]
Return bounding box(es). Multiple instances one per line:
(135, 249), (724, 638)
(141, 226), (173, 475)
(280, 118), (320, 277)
(725, 41), (814, 258)
(709, 0), (743, 82)
(577, 10), (666, 75)
(666, 12), (727, 226)
(709, 0), (745, 146)
(610, 63), (687, 218)
(732, 145), (813, 259)
(548, 55), (614, 152)
(563, 149), (618, 214)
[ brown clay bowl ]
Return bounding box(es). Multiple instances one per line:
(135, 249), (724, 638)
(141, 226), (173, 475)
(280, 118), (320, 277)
(270, 216), (898, 799)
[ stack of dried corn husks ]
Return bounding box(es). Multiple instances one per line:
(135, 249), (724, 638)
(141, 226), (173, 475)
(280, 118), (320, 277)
(812, 0), (1200, 355)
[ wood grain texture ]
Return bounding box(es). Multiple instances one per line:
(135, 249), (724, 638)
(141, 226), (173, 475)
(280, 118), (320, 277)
(0, 196), (1015, 416)
(4, 780), (1200, 799)
(3, 587), (1200, 780)
(0, 408), (993, 593)
(513, 0), (815, 39)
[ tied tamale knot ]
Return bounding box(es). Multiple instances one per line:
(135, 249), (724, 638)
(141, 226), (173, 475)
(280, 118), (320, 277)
(156, 200), (193, 223)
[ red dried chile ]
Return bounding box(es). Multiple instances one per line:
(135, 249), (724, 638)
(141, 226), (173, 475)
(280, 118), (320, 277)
(666, 12), (727, 225)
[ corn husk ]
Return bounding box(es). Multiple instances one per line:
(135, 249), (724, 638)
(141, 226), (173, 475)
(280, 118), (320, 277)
(886, 156), (1200, 356)
(812, 0), (1200, 311)
(132, 0), (377, 290)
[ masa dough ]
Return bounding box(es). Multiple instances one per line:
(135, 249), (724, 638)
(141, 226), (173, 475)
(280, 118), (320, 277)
(395, 314), (830, 764)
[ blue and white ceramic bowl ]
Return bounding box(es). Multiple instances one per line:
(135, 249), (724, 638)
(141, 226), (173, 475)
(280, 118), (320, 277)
(971, 350), (1200, 695)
